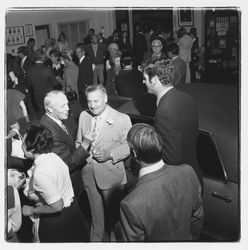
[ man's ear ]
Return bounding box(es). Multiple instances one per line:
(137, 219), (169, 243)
(105, 94), (108, 104)
(131, 149), (138, 159)
(46, 106), (53, 115)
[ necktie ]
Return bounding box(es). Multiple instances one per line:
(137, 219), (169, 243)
(61, 122), (68, 135)
(91, 117), (101, 149)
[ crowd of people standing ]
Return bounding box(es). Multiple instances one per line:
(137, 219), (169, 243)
(6, 24), (205, 242)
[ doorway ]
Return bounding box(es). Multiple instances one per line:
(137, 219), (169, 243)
(35, 24), (50, 50)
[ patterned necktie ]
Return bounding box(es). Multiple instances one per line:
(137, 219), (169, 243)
(91, 117), (101, 149)
(61, 122), (68, 135)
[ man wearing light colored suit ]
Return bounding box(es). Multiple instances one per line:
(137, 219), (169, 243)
(85, 34), (107, 84)
(76, 84), (132, 241)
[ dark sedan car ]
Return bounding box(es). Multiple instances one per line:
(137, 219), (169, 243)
(109, 83), (239, 241)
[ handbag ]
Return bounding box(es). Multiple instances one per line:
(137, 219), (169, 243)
(65, 86), (77, 102)
(10, 129), (25, 159)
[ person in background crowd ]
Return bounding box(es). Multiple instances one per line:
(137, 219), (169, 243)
(84, 28), (95, 45)
(75, 44), (93, 107)
(143, 59), (202, 186)
(133, 25), (147, 66)
(57, 32), (70, 55)
(26, 38), (37, 63)
(189, 27), (199, 82)
(21, 124), (89, 242)
(105, 50), (122, 96)
(49, 49), (65, 88)
(39, 90), (92, 199)
(144, 24), (154, 53)
(172, 30), (179, 43)
(116, 123), (204, 241)
(105, 42), (119, 71)
(107, 29), (121, 47)
(142, 38), (167, 67)
(26, 49), (58, 119)
(116, 52), (146, 98)
(7, 185), (22, 242)
(85, 34), (107, 84)
(167, 43), (186, 86)
(153, 25), (167, 54)
(76, 84), (132, 241)
(119, 30), (132, 55)
(62, 50), (79, 98)
(177, 28), (193, 83)
(97, 32), (107, 45)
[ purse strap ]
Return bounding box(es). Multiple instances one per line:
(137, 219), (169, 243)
(11, 129), (23, 141)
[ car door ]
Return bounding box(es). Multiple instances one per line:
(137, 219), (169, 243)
(197, 129), (239, 241)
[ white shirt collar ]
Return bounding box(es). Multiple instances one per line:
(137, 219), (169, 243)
(46, 112), (64, 128)
(139, 160), (165, 178)
(156, 86), (174, 106)
(79, 55), (85, 64)
(21, 56), (27, 66)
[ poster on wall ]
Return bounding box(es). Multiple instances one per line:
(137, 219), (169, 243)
(178, 9), (194, 27)
(25, 24), (34, 37)
(6, 26), (25, 46)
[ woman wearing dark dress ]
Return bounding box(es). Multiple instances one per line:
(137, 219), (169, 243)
(116, 53), (147, 98)
(21, 124), (89, 242)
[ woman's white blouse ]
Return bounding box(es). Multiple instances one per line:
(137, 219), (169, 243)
(32, 153), (74, 208)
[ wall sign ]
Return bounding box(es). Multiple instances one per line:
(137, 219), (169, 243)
(6, 26), (25, 46)
(178, 9), (194, 27)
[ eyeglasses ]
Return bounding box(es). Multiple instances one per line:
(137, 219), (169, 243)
(152, 45), (162, 48)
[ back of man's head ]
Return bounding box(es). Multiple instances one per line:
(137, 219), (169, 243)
(167, 43), (179, 56)
(35, 49), (45, 62)
(144, 59), (175, 86)
(127, 123), (163, 164)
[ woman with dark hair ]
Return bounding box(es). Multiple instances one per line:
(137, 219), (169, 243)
(57, 32), (69, 54)
(115, 53), (146, 98)
(21, 124), (89, 242)
(119, 30), (132, 54)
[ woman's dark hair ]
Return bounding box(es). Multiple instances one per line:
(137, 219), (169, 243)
(25, 124), (54, 154)
(127, 123), (163, 164)
(58, 32), (66, 42)
(121, 52), (133, 67)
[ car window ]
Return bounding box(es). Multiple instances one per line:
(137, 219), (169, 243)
(196, 129), (227, 181)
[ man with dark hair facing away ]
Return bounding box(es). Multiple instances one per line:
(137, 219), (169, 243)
(117, 123), (204, 241)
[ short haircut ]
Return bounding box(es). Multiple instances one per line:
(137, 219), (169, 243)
(167, 43), (179, 55)
(151, 38), (162, 46)
(35, 49), (45, 61)
(121, 52), (133, 67)
(89, 28), (95, 33)
(44, 90), (66, 110)
(27, 38), (35, 44)
(49, 48), (59, 57)
(17, 46), (28, 55)
(127, 123), (163, 164)
(25, 124), (53, 154)
(144, 59), (175, 86)
(85, 84), (107, 97)
(75, 44), (85, 52)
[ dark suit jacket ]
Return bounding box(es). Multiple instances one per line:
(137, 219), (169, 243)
(118, 164), (203, 241)
(22, 56), (33, 73)
(85, 43), (107, 65)
(115, 69), (146, 98)
(40, 114), (90, 198)
(77, 56), (93, 88)
(26, 63), (57, 110)
(154, 88), (202, 183)
(133, 33), (147, 64)
(171, 56), (187, 86)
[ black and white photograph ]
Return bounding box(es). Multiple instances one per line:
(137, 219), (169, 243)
(2, 1), (247, 249)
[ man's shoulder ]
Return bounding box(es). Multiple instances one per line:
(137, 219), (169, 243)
(40, 114), (56, 129)
(108, 106), (130, 121)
